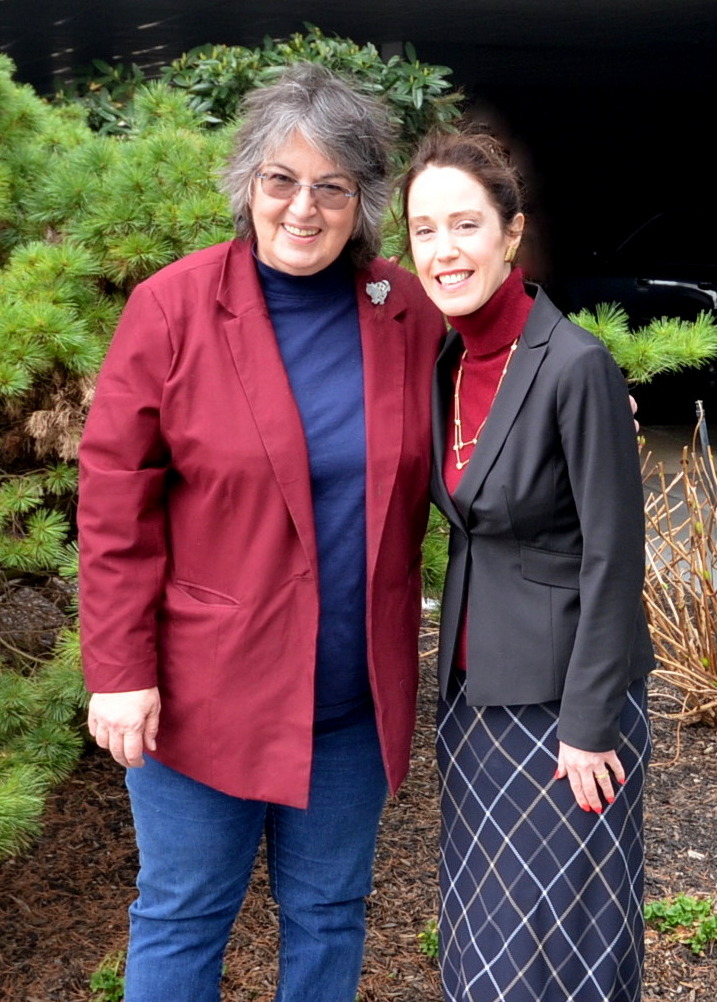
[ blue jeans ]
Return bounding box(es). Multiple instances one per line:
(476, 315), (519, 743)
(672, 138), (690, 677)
(123, 709), (387, 1002)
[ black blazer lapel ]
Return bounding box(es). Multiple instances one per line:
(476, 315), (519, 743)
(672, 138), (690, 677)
(450, 287), (562, 519)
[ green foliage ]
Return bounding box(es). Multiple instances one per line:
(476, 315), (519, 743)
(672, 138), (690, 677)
(422, 505), (450, 599)
(0, 670), (35, 741)
(569, 304), (717, 384)
(0, 645), (86, 858)
(35, 630), (87, 717)
(160, 42), (268, 126)
(0, 631), (86, 748)
(43, 462), (79, 496)
(89, 951), (126, 1001)
(0, 55), (233, 492)
(380, 194), (410, 262)
(0, 764), (47, 857)
(418, 918), (439, 959)
(55, 25), (463, 159)
(645, 894), (717, 955)
(5, 717), (84, 775)
(0, 471), (76, 575)
(56, 540), (80, 580)
(66, 125), (233, 284)
(0, 61), (93, 259)
(54, 58), (146, 135)
(0, 50), (234, 862)
(0, 508), (69, 573)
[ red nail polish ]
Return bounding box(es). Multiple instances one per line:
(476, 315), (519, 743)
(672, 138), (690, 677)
(606, 796), (615, 804)
(594, 806), (603, 814)
(554, 769), (560, 780)
(581, 804), (591, 812)
(619, 777), (626, 785)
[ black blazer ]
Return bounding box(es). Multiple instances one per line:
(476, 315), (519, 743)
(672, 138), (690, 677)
(432, 285), (654, 751)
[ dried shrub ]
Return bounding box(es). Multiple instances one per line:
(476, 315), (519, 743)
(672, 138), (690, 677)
(643, 433), (717, 724)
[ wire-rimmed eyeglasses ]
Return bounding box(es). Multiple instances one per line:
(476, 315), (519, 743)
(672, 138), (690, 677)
(255, 172), (358, 210)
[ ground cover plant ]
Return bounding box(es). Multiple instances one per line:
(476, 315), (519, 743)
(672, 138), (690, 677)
(645, 894), (717, 957)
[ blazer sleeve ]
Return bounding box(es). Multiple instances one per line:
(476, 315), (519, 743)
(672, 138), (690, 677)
(554, 335), (646, 750)
(78, 283), (173, 693)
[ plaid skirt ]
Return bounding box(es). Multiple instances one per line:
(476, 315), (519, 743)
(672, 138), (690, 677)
(436, 674), (650, 1002)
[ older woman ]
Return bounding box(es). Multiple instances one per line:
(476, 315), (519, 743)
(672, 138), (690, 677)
(402, 131), (654, 1002)
(78, 64), (444, 1002)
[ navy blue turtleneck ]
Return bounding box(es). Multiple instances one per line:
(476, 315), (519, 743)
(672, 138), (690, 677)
(256, 254), (370, 723)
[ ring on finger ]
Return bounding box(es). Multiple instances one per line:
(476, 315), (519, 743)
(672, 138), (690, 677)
(594, 769), (609, 780)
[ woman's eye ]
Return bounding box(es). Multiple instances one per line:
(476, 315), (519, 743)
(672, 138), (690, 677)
(270, 173), (295, 184)
(455, 221), (478, 232)
(412, 227), (434, 239)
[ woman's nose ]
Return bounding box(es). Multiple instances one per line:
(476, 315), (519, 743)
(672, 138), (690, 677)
(289, 184), (318, 215)
(435, 229), (458, 260)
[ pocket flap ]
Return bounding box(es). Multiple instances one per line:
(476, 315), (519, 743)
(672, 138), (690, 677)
(520, 545), (580, 589)
(174, 579), (241, 606)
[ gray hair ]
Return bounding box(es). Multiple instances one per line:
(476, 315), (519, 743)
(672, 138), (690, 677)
(222, 63), (395, 269)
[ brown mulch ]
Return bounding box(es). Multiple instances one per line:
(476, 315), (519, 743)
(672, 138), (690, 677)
(1, 624), (716, 1001)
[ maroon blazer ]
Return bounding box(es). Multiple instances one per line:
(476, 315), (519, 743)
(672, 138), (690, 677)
(79, 239), (445, 807)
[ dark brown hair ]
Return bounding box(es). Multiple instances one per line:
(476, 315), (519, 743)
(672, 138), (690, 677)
(401, 129), (525, 235)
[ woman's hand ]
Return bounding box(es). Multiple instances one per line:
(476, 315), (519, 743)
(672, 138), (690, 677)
(629, 393), (639, 432)
(88, 688), (161, 769)
(555, 740), (625, 813)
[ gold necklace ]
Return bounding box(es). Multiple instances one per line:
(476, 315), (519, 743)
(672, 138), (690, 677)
(453, 339), (518, 470)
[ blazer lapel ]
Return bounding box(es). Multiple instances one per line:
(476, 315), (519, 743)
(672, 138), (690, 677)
(357, 263), (408, 582)
(217, 241), (319, 578)
(451, 287), (561, 521)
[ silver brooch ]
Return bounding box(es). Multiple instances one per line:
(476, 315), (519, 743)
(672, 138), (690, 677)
(365, 280), (390, 305)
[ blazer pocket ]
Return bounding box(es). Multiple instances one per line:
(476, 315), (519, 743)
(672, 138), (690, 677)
(520, 545), (581, 590)
(174, 579), (242, 607)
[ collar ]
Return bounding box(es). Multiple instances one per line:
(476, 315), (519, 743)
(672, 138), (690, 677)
(447, 267), (533, 358)
(254, 246), (355, 302)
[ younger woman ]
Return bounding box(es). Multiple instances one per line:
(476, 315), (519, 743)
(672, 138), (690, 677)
(402, 131), (654, 1002)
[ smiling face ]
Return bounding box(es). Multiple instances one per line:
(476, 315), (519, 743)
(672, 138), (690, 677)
(407, 165), (524, 316)
(251, 131), (359, 276)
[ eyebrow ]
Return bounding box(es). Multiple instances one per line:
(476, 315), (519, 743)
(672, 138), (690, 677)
(409, 209), (485, 224)
(264, 161), (353, 183)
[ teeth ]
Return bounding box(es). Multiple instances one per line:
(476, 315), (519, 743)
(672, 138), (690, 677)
(438, 272), (471, 286)
(284, 224), (320, 237)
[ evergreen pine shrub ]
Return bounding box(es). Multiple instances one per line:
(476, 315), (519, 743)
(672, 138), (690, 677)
(0, 58), (234, 859)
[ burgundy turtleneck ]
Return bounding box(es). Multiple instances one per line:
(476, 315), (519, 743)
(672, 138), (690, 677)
(442, 266), (534, 669)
